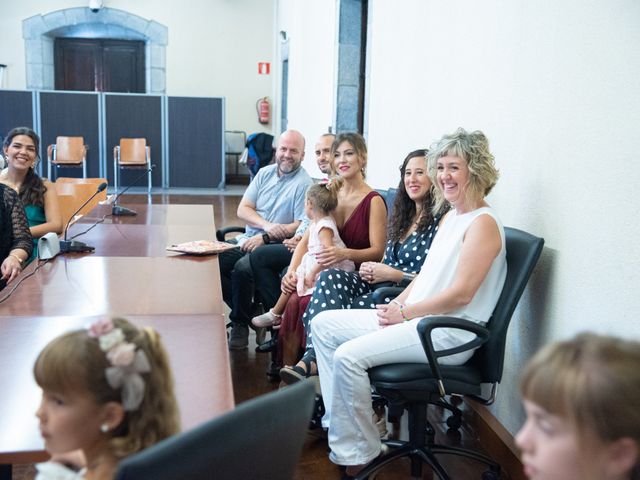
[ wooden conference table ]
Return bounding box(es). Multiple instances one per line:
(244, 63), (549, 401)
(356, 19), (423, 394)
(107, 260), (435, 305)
(0, 204), (233, 470)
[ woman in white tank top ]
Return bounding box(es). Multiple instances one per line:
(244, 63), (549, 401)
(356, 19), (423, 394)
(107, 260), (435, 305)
(312, 128), (507, 475)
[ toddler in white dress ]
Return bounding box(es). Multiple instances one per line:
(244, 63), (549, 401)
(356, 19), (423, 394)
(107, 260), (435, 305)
(252, 178), (354, 329)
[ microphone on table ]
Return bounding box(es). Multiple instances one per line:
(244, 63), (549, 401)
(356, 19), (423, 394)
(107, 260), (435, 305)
(111, 165), (155, 216)
(59, 181), (108, 253)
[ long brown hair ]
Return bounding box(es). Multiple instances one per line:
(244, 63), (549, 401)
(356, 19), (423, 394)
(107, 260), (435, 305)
(3, 127), (47, 207)
(387, 149), (441, 242)
(329, 132), (368, 179)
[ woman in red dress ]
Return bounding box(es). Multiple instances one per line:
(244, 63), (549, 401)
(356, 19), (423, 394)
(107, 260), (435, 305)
(276, 133), (387, 381)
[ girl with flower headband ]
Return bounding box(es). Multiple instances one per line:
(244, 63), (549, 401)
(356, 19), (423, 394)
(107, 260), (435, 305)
(252, 177), (355, 330)
(33, 317), (180, 480)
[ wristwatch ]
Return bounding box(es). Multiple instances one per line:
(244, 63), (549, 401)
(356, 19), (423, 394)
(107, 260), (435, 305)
(262, 232), (270, 244)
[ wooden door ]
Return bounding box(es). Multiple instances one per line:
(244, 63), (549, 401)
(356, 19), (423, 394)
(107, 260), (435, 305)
(55, 38), (145, 93)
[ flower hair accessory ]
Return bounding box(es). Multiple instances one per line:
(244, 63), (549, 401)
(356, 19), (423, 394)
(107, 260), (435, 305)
(87, 318), (150, 411)
(322, 177), (334, 190)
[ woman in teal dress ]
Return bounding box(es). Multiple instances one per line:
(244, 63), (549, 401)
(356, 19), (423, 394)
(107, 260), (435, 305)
(1, 127), (62, 262)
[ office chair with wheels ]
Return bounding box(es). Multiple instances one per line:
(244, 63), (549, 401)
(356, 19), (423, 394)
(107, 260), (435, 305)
(115, 381), (316, 480)
(113, 138), (151, 196)
(47, 136), (87, 181)
(354, 227), (544, 480)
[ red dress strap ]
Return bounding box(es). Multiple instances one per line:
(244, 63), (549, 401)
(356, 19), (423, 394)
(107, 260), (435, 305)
(338, 190), (384, 250)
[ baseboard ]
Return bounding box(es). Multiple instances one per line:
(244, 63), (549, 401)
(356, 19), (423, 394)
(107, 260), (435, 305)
(463, 398), (526, 480)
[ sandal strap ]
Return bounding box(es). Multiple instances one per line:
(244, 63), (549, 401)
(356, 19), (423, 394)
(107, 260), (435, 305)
(299, 354), (317, 377)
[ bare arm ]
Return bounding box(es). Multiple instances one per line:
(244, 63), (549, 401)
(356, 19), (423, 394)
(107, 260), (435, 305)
(237, 197), (270, 230)
(281, 229), (310, 294)
(237, 197), (300, 240)
(305, 227), (334, 286)
(30, 180), (63, 238)
(316, 195), (387, 266)
(378, 214), (502, 325)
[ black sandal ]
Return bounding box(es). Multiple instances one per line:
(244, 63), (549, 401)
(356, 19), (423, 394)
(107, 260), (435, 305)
(279, 354), (317, 385)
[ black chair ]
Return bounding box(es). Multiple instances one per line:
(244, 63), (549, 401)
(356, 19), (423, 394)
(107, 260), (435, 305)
(355, 227), (544, 480)
(115, 380), (316, 480)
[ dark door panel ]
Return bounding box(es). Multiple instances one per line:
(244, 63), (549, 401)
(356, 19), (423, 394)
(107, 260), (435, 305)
(54, 38), (144, 93)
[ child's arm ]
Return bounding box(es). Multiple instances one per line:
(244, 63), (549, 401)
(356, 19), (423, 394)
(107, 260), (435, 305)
(304, 227), (334, 288)
(282, 229), (310, 294)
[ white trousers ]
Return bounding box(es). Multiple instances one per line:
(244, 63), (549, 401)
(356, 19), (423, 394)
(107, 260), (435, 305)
(311, 309), (475, 466)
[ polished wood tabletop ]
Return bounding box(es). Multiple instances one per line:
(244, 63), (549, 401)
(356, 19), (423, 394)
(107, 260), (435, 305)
(0, 314), (233, 464)
(79, 203), (216, 226)
(0, 204), (233, 470)
(0, 255), (223, 316)
(63, 223), (218, 257)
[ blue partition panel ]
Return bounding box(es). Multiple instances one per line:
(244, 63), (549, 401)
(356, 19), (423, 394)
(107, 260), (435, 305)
(0, 90), (34, 148)
(167, 96), (224, 188)
(104, 94), (163, 190)
(39, 91), (101, 179)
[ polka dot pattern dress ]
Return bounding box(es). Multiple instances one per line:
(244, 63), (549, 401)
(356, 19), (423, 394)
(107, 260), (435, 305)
(302, 219), (440, 352)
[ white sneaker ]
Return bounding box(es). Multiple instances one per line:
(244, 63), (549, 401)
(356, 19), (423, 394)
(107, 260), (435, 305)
(251, 309), (282, 328)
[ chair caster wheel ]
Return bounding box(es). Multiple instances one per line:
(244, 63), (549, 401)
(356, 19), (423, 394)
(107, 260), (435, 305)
(446, 414), (462, 430)
(482, 468), (501, 480)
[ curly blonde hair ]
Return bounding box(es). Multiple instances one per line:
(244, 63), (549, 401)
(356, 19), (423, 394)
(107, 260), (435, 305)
(427, 128), (499, 214)
(34, 317), (180, 458)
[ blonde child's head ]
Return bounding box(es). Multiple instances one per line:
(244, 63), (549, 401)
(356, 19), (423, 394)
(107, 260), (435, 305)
(305, 177), (344, 219)
(34, 317), (180, 459)
(516, 333), (640, 480)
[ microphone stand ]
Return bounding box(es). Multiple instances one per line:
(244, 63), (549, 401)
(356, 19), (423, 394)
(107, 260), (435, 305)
(60, 182), (108, 253)
(111, 165), (155, 216)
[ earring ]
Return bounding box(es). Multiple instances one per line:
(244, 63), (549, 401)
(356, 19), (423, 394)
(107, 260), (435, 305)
(100, 424), (109, 433)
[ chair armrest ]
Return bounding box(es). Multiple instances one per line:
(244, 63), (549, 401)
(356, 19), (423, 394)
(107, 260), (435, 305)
(47, 144), (55, 161)
(216, 226), (245, 242)
(416, 316), (490, 397)
(371, 285), (404, 304)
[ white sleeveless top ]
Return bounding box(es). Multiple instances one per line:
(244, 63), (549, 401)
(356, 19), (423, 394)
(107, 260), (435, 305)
(405, 206), (506, 325)
(35, 462), (86, 480)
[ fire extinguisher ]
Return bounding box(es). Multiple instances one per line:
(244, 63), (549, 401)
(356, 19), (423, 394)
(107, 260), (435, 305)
(257, 97), (270, 124)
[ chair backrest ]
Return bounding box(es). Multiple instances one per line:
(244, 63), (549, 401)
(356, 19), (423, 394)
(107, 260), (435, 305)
(56, 177), (107, 188)
(376, 188), (397, 221)
(57, 193), (79, 227)
(119, 138), (148, 165)
(55, 180), (108, 216)
(469, 227), (544, 383)
(55, 136), (85, 164)
(225, 130), (247, 155)
(115, 381), (316, 480)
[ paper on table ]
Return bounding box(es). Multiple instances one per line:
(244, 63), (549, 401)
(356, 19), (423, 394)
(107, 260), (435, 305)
(166, 240), (239, 255)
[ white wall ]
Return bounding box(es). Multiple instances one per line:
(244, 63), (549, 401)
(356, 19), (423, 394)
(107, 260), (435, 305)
(284, 0), (640, 435)
(276, 0), (337, 177)
(0, 0), (275, 133)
